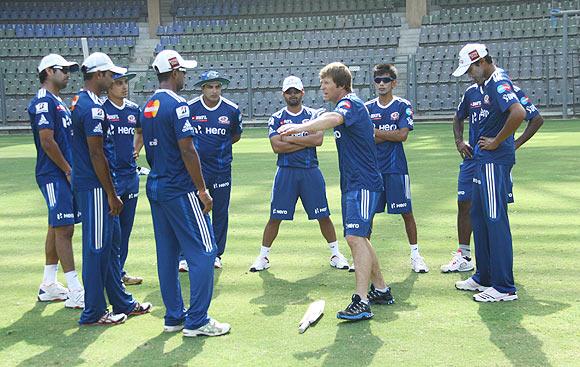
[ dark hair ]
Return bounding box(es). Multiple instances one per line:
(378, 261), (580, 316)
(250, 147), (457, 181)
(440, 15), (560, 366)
(319, 62), (352, 92)
(373, 63), (397, 79)
(157, 71), (172, 82)
(39, 69), (48, 84)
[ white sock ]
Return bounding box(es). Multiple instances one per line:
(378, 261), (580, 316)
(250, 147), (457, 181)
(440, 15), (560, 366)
(410, 244), (419, 257)
(374, 285), (389, 293)
(459, 244), (471, 257)
(328, 241), (340, 257)
(43, 264), (58, 285)
(260, 246), (271, 258)
(64, 270), (83, 291)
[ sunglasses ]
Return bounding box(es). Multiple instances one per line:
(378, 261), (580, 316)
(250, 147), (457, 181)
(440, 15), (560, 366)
(374, 77), (395, 84)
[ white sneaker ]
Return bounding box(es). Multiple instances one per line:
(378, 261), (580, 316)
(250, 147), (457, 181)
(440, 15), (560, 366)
(410, 254), (429, 273)
(183, 318), (231, 337)
(64, 288), (85, 309)
(330, 253), (350, 270)
(473, 287), (518, 302)
(178, 260), (189, 272)
(38, 282), (69, 302)
(164, 324), (185, 333)
(249, 256), (270, 272)
(455, 277), (488, 292)
(214, 257), (222, 269)
(440, 251), (474, 273)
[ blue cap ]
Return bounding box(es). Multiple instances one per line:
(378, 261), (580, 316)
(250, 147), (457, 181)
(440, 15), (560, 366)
(112, 72), (137, 81)
(194, 70), (230, 87)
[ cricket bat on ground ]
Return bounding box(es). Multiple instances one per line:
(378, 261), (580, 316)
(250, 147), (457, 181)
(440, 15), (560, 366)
(298, 300), (325, 334)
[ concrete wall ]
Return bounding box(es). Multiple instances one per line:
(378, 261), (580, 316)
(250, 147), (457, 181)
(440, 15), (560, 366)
(406, 0), (427, 28)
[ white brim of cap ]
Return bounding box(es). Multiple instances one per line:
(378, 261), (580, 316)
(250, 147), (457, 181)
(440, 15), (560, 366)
(38, 61), (79, 73)
(282, 85), (303, 92)
(180, 59), (198, 69)
(452, 64), (470, 77)
(110, 65), (128, 74)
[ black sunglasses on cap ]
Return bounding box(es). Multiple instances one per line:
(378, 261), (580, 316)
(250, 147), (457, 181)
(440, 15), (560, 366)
(374, 76), (395, 84)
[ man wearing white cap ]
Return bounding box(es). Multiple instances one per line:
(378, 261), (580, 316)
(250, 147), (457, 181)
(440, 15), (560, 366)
(249, 75), (350, 273)
(71, 52), (152, 325)
(451, 44), (526, 302)
(141, 50), (230, 336)
(28, 54), (85, 309)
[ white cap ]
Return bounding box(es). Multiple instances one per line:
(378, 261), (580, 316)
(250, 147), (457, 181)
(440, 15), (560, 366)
(38, 54), (79, 73)
(82, 52), (126, 74)
(452, 43), (488, 77)
(152, 50), (197, 74)
(282, 76), (304, 92)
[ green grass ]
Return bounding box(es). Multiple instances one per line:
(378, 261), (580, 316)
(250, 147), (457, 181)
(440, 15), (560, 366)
(0, 120), (579, 366)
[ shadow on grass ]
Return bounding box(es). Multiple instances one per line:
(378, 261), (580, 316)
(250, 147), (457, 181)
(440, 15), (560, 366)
(478, 285), (570, 367)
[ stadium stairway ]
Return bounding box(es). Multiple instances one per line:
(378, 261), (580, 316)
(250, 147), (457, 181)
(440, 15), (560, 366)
(394, 14), (421, 101)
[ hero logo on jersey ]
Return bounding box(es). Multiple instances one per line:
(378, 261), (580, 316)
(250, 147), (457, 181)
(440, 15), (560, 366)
(36, 102), (49, 114)
(107, 114), (120, 122)
(176, 105), (189, 119)
(92, 108), (105, 121)
(390, 112), (399, 120)
(496, 83), (512, 94)
(127, 114), (136, 124)
(470, 101), (482, 108)
(144, 100), (160, 118)
(193, 115), (208, 122)
(218, 115), (230, 125)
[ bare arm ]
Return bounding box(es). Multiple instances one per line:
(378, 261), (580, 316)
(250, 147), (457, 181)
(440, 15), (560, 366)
(232, 134), (241, 144)
(515, 114), (544, 150)
(452, 114), (473, 158)
(278, 112), (344, 135)
(87, 136), (122, 215)
(39, 129), (72, 181)
(282, 131), (324, 147)
(133, 127), (143, 159)
(269, 135), (306, 154)
(374, 128), (409, 143)
(177, 136), (212, 213)
(478, 103), (526, 151)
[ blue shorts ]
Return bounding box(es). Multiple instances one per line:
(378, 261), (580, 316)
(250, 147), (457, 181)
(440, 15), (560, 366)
(458, 160), (514, 203)
(376, 173), (412, 214)
(115, 173), (139, 200)
(270, 167), (330, 220)
(341, 189), (380, 237)
(38, 177), (80, 227)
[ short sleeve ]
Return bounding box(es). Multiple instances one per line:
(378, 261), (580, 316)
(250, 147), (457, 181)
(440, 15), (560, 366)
(135, 108), (142, 128)
(232, 108), (243, 136)
(493, 79), (519, 113)
(268, 115), (280, 138)
(33, 98), (56, 130)
(334, 98), (355, 127)
(399, 102), (414, 130)
(515, 88), (540, 121)
(456, 92), (469, 121)
(173, 102), (194, 140)
(84, 104), (106, 137)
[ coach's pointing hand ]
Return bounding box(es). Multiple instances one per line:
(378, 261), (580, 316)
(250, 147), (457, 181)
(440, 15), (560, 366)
(108, 194), (124, 216)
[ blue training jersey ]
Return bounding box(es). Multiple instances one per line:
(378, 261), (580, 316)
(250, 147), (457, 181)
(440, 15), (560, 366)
(474, 68), (522, 165)
(103, 98), (141, 178)
(71, 90), (115, 192)
(268, 106), (321, 169)
(333, 93), (383, 193)
(365, 96), (414, 174)
(141, 89), (196, 201)
(28, 88), (73, 184)
(188, 96), (242, 176)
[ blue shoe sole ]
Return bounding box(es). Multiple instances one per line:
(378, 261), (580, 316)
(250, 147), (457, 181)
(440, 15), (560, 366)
(336, 312), (374, 320)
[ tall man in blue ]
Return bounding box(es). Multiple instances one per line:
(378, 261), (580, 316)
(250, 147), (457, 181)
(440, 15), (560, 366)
(186, 70), (243, 270)
(72, 52), (151, 325)
(365, 63), (429, 273)
(279, 62), (394, 321)
(103, 71), (143, 285)
(451, 44), (526, 302)
(441, 78), (543, 273)
(143, 50), (230, 336)
(249, 75), (350, 272)
(29, 54), (84, 309)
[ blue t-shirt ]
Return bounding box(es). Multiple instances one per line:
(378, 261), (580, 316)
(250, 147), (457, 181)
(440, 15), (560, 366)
(103, 98), (141, 178)
(268, 106), (321, 169)
(188, 96), (242, 176)
(333, 93), (383, 193)
(365, 96), (414, 174)
(141, 89), (196, 201)
(474, 68), (521, 165)
(28, 88), (73, 184)
(71, 90), (115, 192)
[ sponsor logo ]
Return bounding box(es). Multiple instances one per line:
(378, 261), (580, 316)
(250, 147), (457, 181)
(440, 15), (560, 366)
(391, 202), (407, 209)
(483, 95), (490, 104)
(61, 116), (72, 128)
(341, 100), (351, 109)
(176, 105), (189, 119)
(144, 100), (160, 118)
(390, 112), (399, 120)
(468, 50), (480, 61)
(128, 192), (139, 199)
(525, 105), (537, 114)
(470, 101), (482, 108)
(127, 114), (136, 123)
(92, 122), (103, 134)
(314, 207), (328, 214)
(70, 95), (79, 111)
(218, 115), (230, 124)
(346, 223), (360, 229)
(337, 108), (348, 115)
(56, 104), (67, 112)
(478, 108), (489, 120)
(148, 138), (158, 146)
(193, 115), (208, 122)
(333, 130), (341, 139)
(56, 212), (75, 220)
(370, 113), (382, 120)
(502, 93), (517, 103)
(91, 108), (105, 121)
(117, 126), (135, 135)
(107, 114), (120, 122)
(38, 114), (49, 126)
(520, 96), (529, 105)
(378, 123), (397, 131)
(272, 209), (288, 215)
(473, 178), (481, 185)
(458, 190), (465, 195)
(496, 83), (512, 94)
(168, 57), (180, 69)
(405, 107), (413, 116)
(182, 121), (194, 132)
(213, 181), (230, 189)
(36, 102), (49, 114)
(204, 127), (226, 135)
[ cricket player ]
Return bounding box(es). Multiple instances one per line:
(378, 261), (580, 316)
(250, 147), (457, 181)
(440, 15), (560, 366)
(441, 78), (543, 273)
(249, 76), (350, 272)
(279, 63), (394, 321)
(365, 63), (429, 273)
(28, 54), (84, 309)
(103, 71), (143, 285)
(142, 50), (230, 336)
(452, 44), (525, 302)
(71, 52), (151, 325)
(184, 70), (243, 270)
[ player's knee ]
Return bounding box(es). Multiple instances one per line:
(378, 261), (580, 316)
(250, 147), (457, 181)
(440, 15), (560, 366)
(458, 201), (471, 214)
(54, 224), (74, 239)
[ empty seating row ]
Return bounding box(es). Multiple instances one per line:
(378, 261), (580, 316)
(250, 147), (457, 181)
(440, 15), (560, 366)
(0, 22), (138, 38)
(0, 0), (145, 20)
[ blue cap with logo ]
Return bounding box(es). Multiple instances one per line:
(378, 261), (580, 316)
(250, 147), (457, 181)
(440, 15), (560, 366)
(194, 70), (230, 87)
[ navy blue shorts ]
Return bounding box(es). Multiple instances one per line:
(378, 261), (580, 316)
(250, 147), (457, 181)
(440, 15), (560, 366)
(270, 167), (330, 220)
(341, 189), (380, 237)
(38, 177), (80, 227)
(115, 173), (139, 200)
(376, 173), (412, 214)
(458, 160), (514, 203)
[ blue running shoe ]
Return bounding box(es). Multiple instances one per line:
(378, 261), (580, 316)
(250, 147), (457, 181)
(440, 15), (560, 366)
(367, 284), (395, 305)
(337, 294), (373, 321)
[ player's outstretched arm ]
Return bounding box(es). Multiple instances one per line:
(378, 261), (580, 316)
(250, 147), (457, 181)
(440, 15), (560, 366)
(87, 136), (122, 215)
(177, 136), (212, 213)
(278, 112), (343, 136)
(39, 129), (72, 180)
(269, 135), (306, 154)
(283, 131), (324, 147)
(515, 114), (544, 150)
(479, 103), (526, 151)
(375, 127), (410, 143)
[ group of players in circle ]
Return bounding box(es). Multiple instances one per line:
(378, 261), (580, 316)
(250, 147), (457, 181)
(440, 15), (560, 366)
(29, 42), (542, 333)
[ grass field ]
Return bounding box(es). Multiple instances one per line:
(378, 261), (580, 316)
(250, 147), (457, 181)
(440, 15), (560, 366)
(0, 120), (579, 367)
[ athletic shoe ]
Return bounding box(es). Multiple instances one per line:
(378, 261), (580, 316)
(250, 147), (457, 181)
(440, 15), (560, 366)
(183, 318), (231, 337)
(330, 253), (350, 270)
(473, 287), (518, 302)
(164, 324), (185, 333)
(128, 302), (153, 316)
(440, 251), (474, 273)
(348, 264), (356, 272)
(249, 256), (270, 272)
(367, 284), (395, 305)
(455, 277), (488, 292)
(38, 282), (68, 302)
(178, 260), (189, 272)
(411, 254), (429, 273)
(336, 294), (373, 321)
(122, 274), (143, 285)
(64, 288), (85, 309)
(85, 311), (127, 326)
(214, 257), (223, 269)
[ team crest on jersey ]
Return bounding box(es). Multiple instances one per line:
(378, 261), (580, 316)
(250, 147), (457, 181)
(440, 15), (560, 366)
(470, 101), (482, 108)
(144, 100), (160, 118)
(483, 95), (490, 104)
(520, 96), (529, 105)
(176, 105), (189, 119)
(390, 112), (399, 120)
(497, 83), (511, 94)
(193, 115), (208, 122)
(107, 114), (120, 122)
(218, 115), (230, 124)
(70, 95), (79, 111)
(92, 108), (105, 121)
(127, 114), (136, 123)
(35, 102), (48, 114)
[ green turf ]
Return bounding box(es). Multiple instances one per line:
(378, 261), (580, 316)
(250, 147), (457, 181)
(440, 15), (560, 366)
(0, 120), (579, 366)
